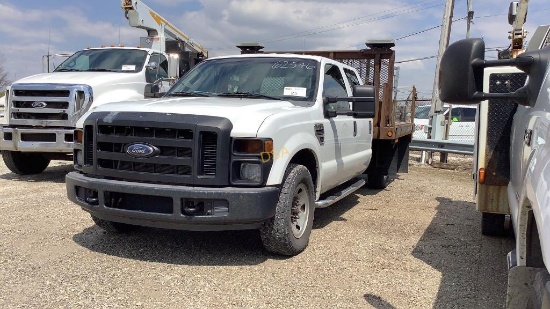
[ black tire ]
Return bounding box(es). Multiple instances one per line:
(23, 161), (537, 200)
(367, 173), (389, 189)
(260, 164), (315, 256)
(91, 215), (137, 233)
(481, 213), (506, 236)
(2, 151), (51, 175)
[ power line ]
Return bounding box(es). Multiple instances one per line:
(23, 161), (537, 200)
(396, 47), (502, 64)
(263, 0), (445, 43)
(396, 55), (437, 63)
(265, 0), (442, 42)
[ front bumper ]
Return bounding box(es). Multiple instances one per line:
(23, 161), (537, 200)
(66, 172), (279, 231)
(0, 126), (74, 152)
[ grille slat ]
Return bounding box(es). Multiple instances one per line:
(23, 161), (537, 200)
(13, 90), (70, 97)
(201, 132), (217, 176)
(13, 101), (69, 109)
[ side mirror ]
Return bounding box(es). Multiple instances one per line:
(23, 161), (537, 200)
(144, 83), (161, 98)
(438, 38), (485, 104)
(439, 38), (542, 106)
(323, 85), (376, 118)
(351, 85), (376, 118)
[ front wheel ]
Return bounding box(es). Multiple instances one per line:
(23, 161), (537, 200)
(260, 164), (315, 256)
(2, 151), (51, 175)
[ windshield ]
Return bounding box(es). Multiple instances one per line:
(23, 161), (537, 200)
(167, 57), (319, 103)
(415, 106), (449, 119)
(54, 49), (147, 73)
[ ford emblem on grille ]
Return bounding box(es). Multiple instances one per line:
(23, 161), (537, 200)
(125, 143), (160, 158)
(31, 101), (47, 108)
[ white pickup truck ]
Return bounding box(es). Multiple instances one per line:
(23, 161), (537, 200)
(65, 43), (413, 255)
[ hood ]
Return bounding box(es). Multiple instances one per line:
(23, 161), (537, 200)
(78, 96), (299, 137)
(14, 72), (140, 88)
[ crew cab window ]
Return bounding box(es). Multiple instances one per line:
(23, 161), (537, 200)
(323, 64), (350, 111)
(147, 53), (169, 83)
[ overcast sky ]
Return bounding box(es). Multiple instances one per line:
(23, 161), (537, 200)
(0, 0), (549, 98)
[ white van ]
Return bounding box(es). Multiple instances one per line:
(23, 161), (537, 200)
(413, 104), (476, 143)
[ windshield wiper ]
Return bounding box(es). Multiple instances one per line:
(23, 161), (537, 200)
(217, 92), (281, 100)
(167, 91), (212, 97)
(55, 68), (82, 72)
(85, 68), (117, 72)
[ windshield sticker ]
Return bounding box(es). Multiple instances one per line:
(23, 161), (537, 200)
(121, 65), (136, 71)
(272, 61), (316, 70)
(284, 87), (307, 97)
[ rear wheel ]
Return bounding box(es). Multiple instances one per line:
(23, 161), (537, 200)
(91, 215), (137, 233)
(2, 151), (51, 175)
(260, 164), (315, 256)
(481, 212), (507, 236)
(367, 173), (389, 189)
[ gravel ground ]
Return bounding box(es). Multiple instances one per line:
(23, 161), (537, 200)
(0, 159), (513, 308)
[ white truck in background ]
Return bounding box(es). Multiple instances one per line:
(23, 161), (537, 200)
(0, 0), (207, 175)
(439, 23), (550, 308)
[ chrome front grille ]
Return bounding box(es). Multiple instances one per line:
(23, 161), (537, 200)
(8, 83), (92, 127)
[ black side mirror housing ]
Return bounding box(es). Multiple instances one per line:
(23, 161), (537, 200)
(351, 85), (376, 118)
(438, 38), (544, 107)
(323, 85), (376, 119)
(439, 38), (485, 104)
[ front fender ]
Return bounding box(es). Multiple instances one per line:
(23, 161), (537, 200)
(265, 131), (320, 189)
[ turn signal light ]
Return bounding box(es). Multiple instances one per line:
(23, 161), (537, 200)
(234, 139), (263, 154)
(74, 129), (83, 144)
(478, 168), (486, 184)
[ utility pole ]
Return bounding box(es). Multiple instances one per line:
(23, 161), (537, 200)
(427, 0), (454, 163)
(466, 0), (474, 38)
(429, 0), (454, 119)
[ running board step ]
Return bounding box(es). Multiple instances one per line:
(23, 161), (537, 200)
(314, 179), (365, 208)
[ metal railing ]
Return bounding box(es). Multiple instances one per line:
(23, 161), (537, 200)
(410, 139), (474, 155)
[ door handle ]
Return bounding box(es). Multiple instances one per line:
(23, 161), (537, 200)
(353, 121), (357, 137)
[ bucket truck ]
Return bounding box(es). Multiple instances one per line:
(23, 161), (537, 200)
(0, 0), (207, 175)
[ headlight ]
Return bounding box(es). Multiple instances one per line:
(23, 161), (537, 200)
(240, 163), (262, 182)
(75, 150), (84, 167)
(231, 138), (274, 186)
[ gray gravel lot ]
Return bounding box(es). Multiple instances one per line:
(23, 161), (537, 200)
(0, 160), (513, 308)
